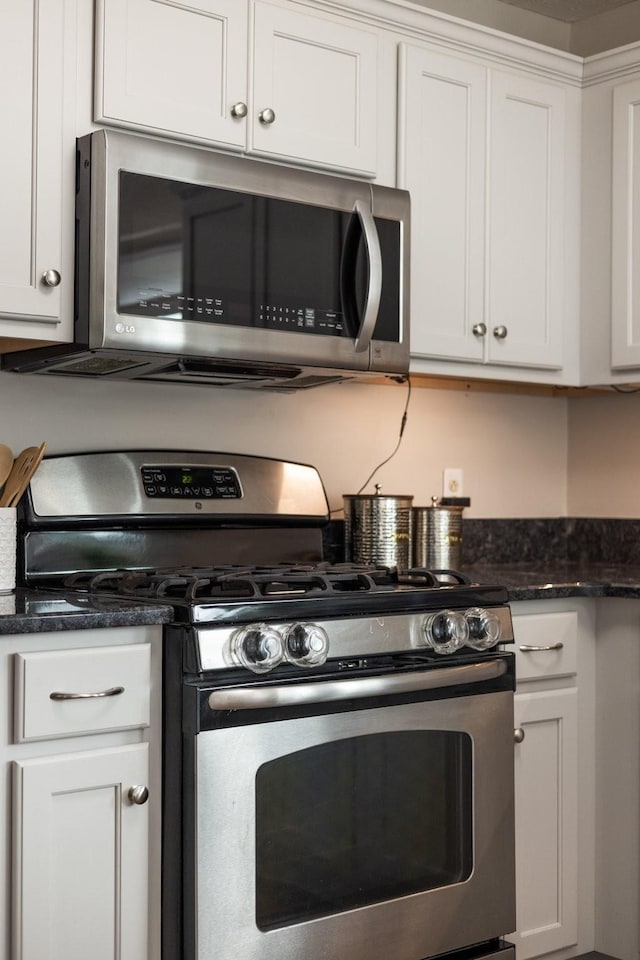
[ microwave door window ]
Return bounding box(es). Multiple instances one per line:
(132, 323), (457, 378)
(117, 171), (399, 342)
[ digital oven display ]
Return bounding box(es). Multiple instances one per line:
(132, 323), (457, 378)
(140, 465), (241, 499)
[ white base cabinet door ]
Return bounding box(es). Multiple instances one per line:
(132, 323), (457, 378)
(511, 688), (579, 960)
(0, 0), (76, 340)
(12, 743), (150, 960)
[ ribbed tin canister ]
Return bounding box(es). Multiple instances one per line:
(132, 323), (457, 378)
(412, 499), (464, 571)
(343, 492), (414, 569)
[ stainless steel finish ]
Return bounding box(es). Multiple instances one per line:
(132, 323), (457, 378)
(197, 608), (515, 670)
(514, 727), (526, 743)
(493, 325), (509, 339)
(28, 450), (329, 520)
(208, 658), (507, 711)
(230, 101), (248, 118)
(258, 107), (276, 124)
(353, 199), (382, 352)
(343, 493), (413, 569)
(472, 322), (487, 337)
(6, 130), (411, 384)
(194, 690), (516, 960)
(127, 784), (150, 805)
(412, 501), (464, 570)
(41, 269), (61, 287)
(49, 685), (125, 701)
(519, 642), (564, 651)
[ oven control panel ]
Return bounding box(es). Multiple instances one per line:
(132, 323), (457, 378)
(141, 465), (241, 499)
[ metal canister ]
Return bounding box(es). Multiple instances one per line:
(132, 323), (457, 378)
(343, 487), (413, 569)
(412, 497), (465, 571)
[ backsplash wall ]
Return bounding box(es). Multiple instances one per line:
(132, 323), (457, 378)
(0, 370), (567, 518)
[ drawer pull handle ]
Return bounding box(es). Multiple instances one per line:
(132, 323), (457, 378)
(49, 685), (125, 701)
(128, 785), (149, 805)
(519, 643), (564, 652)
(514, 727), (526, 743)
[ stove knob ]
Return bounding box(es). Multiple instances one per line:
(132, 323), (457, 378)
(284, 622), (329, 667)
(465, 607), (502, 650)
(231, 623), (284, 673)
(423, 610), (469, 655)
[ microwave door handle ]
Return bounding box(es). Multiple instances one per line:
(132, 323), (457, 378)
(353, 199), (382, 353)
(207, 658), (507, 712)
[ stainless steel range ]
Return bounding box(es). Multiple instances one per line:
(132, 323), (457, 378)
(20, 451), (516, 960)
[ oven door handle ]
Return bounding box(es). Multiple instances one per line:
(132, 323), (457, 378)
(207, 658), (508, 711)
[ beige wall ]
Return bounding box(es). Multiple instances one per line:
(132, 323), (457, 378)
(410, 0), (640, 54)
(0, 371), (568, 519)
(568, 392), (640, 517)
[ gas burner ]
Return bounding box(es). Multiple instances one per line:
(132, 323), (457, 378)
(63, 563), (472, 603)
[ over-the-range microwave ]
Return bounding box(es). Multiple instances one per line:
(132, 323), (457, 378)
(4, 130), (410, 390)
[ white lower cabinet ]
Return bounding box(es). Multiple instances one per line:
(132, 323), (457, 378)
(13, 744), (150, 960)
(509, 601), (596, 960)
(0, 626), (162, 960)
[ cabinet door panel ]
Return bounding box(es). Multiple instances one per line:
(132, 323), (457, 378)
(399, 45), (485, 362)
(611, 78), (640, 368)
(488, 73), (565, 368)
(96, 0), (248, 148)
(511, 688), (578, 959)
(251, 3), (378, 175)
(0, 0), (74, 329)
(12, 744), (149, 960)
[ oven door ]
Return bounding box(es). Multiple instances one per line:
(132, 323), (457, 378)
(187, 658), (515, 960)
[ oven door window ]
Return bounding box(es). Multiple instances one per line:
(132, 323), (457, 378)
(255, 730), (472, 930)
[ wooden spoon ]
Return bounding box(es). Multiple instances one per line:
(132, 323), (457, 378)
(0, 442), (47, 508)
(0, 444), (13, 494)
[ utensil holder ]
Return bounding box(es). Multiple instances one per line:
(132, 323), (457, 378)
(0, 507), (17, 593)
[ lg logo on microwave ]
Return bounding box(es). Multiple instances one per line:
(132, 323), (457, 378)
(115, 322), (136, 334)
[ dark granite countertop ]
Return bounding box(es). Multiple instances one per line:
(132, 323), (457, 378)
(0, 589), (173, 635)
(462, 563), (640, 601)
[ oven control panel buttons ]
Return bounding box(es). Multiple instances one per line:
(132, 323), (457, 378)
(423, 610), (469, 654)
(230, 623), (284, 673)
(283, 623), (329, 667)
(465, 607), (502, 651)
(422, 607), (502, 655)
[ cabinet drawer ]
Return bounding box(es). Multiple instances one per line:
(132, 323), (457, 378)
(512, 611), (577, 681)
(14, 643), (151, 742)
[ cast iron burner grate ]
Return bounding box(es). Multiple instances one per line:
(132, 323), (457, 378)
(63, 563), (471, 603)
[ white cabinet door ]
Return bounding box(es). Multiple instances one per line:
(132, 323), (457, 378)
(96, 0), (378, 176)
(12, 744), (150, 960)
(511, 688), (578, 960)
(96, 0), (248, 149)
(488, 72), (565, 369)
(400, 45), (569, 376)
(0, 0), (76, 336)
(398, 45), (486, 362)
(611, 77), (640, 369)
(250, 2), (378, 175)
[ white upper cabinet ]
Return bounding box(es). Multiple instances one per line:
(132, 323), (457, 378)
(96, 0), (379, 177)
(488, 72), (565, 369)
(399, 43), (576, 381)
(399, 47), (486, 363)
(0, 0), (76, 340)
(611, 77), (640, 369)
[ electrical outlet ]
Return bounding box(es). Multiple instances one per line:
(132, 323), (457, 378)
(443, 468), (464, 498)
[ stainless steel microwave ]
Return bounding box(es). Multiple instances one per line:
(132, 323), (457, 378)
(5, 130), (410, 390)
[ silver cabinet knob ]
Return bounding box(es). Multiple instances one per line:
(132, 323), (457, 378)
(230, 101), (247, 119)
(493, 325), (508, 340)
(127, 785), (149, 805)
(514, 728), (526, 744)
(41, 269), (61, 288)
(472, 323), (487, 337)
(258, 108), (276, 125)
